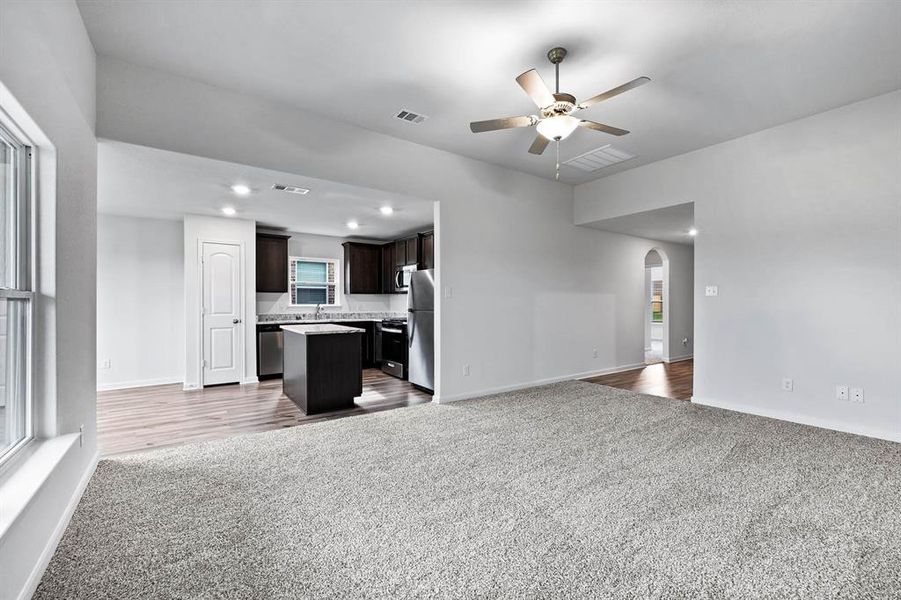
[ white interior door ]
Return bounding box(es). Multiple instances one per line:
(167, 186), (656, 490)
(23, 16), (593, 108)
(202, 242), (242, 386)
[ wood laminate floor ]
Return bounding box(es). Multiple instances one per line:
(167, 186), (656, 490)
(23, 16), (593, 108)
(98, 369), (432, 456)
(582, 359), (693, 400)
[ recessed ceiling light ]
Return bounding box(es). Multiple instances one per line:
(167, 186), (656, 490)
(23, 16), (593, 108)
(379, 206), (394, 216)
(231, 184), (251, 195)
(346, 220), (359, 230)
(222, 206), (237, 216)
(688, 228), (698, 236)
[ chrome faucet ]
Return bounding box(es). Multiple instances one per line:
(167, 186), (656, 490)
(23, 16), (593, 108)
(315, 304), (325, 320)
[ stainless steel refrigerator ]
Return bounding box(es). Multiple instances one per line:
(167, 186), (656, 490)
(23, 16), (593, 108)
(407, 269), (434, 392)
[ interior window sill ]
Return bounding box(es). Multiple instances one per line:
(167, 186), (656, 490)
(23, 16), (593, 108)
(0, 433), (79, 539)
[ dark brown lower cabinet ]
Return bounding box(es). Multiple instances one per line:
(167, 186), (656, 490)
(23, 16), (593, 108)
(282, 330), (363, 415)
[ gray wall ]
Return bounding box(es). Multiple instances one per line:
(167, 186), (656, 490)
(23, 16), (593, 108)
(97, 215), (184, 390)
(576, 91), (901, 442)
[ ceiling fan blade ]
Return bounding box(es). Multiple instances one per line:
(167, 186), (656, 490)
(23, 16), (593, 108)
(516, 69), (556, 108)
(579, 120), (630, 136)
(528, 134), (550, 155)
(470, 115), (536, 133)
(578, 76), (651, 109)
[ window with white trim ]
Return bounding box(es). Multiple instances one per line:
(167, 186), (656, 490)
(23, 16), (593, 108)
(0, 120), (33, 464)
(289, 257), (340, 306)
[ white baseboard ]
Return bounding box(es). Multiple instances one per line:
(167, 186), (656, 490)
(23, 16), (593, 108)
(17, 450), (99, 600)
(97, 376), (182, 391)
(664, 354), (693, 363)
(434, 362), (647, 404)
(691, 396), (901, 444)
(241, 377), (259, 385)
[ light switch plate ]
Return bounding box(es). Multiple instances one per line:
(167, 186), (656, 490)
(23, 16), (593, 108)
(444, 286), (453, 299)
(836, 385), (849, 401)
(851, 388), (864, 403)
(705, 285), (718, 297)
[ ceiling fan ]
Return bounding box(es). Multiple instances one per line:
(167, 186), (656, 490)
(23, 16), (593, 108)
(469, 47), (650, 179)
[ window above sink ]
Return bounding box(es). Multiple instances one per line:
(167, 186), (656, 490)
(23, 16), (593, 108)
(289, 257), (340, 307)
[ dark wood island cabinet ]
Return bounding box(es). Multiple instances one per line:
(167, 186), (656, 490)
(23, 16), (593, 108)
(281, 324), (363, 414)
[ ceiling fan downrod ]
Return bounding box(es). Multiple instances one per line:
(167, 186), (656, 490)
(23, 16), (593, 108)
(548, 46), (567, 94)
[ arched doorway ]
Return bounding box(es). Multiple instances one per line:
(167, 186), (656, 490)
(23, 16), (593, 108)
(644, 248), (669, 364)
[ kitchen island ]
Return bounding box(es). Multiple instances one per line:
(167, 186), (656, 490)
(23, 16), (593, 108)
(281, 324), (364, 414)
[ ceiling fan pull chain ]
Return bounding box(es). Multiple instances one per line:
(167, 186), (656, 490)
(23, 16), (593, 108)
(555, 140), (560, 181)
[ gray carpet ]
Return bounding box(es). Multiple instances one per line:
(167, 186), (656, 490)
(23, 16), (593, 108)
(35, 381), (901, 599)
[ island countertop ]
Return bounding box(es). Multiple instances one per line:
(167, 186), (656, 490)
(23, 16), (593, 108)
(281, 324), (365, 336)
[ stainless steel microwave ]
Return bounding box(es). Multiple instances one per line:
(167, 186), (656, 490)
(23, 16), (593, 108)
(394, 264), (417, 292)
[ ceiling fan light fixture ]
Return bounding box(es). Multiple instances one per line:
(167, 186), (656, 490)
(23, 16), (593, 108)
(536, 115), (579, 141)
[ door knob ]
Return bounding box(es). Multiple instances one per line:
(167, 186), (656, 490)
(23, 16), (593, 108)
(233, 318), (242, 324)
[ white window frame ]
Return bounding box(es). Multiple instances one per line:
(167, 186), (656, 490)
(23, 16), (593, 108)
(0, 117), (34, 468)
(289, 256), (341, 307)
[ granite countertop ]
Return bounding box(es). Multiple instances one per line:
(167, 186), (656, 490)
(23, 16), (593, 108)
(281, 324), (366, 336)
(258, 311), (406, 325)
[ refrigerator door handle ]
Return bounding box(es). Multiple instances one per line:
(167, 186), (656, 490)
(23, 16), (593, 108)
(408, 313), (416, 345)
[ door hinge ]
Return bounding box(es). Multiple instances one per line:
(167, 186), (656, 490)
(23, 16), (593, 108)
(201, 359), (207, 368)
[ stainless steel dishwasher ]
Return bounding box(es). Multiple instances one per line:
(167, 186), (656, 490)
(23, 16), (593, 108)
(257, 324), (284, 378)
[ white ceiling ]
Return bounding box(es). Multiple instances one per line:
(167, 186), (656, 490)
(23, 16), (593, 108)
(98, 140), (434, 239)
(583, 203), (695, 246)
(78, 1), (901, 184)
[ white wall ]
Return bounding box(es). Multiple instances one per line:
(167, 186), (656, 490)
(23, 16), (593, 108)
(0, 1), (98, 598)
(96, 57), (695, 401)
(256, 230), (407, 316)
(97, 215), (184, 389)
(576, 91), (901, 442)
(183, 215), (257, 389)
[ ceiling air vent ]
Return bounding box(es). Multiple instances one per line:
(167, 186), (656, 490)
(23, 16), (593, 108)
(394, 109), (428, 124)
(563, 144), (636, 172)
(272, 184), (310, 195)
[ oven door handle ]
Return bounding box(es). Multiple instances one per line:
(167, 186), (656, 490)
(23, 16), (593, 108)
(381, 327), (403, 334)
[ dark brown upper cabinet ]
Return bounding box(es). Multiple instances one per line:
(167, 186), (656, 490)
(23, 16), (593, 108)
(256, 232), (290, 293)
(394, 239), (407, 267)
(419, 231), (434, 270)
(405, 236), (419, 266)
(342, 242), (382, 294)
(381, 242), (395, 294)
(394, 235), (419, 267)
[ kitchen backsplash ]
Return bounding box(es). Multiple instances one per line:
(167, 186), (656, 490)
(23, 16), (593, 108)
(257, 292), (408, 319)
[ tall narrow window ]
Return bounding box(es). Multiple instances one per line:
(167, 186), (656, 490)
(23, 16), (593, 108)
(0, 121), (33, 464)
(651, 279), (663, 323)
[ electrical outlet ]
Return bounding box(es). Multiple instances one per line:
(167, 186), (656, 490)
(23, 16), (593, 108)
(463, 364), (471, 376)
(705, 285), (718, 297)
(835, 385), (849, 401)
(100, 359), (111, 369)
(592, 348), (598, 358)
(851, 388), (864, 403)
(444, 286), (453, 299)
(781, 378), (793, 392)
